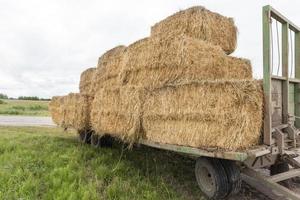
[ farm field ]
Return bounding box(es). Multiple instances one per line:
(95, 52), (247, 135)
(0, 99), (49, 116)
(0, 126), (205, 200)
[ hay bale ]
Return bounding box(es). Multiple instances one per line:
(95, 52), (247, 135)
(120, 36), (252, 88)
(151, 6), (237, 54)
(91, 86), (144, 142)
(142, 80), (263, 150)
(93, 46), (127, 92)
(62, 93), (93, 131)
(49, 93), (92, 131)
(49, 96), (65, 126)
(79, 67), (96, 96)
(97, 45), (127, 69)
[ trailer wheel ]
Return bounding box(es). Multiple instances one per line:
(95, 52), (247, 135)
(220, 159), (241, 196)
(91, 134), (100, 147)
(195, 157), (229, 199)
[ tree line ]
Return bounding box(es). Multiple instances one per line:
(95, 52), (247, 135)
(0, 93), (50, 101)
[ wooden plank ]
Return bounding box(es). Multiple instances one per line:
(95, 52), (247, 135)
(269, 5), (300, 32)
(271, 80), (283, 126)
(295, 31), (300, 127)
(289, 78), (300, 83)
(268, 168), (300, 182)
(271, 75), (287, 81)
(289, 83), (295, 115)
(282, 22), (289, 124)
(263, 5), (273, 145)
(274, 128), (285, 154)
(242, 168), (300, 200)
(241, 173), (288, 200)
(139, 139), (249, 161)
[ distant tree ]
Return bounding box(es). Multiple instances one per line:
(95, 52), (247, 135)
(40, 98), (51, 101)
(18, 96), (39, 100)
(0, 93), (8, 99)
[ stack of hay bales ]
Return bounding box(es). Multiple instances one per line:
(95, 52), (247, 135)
(50, 6), (263, 150)
(108, 6), (261, 150)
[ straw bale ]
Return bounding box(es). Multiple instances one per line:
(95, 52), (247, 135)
(120, 36), (251, 88)
(79, 67), (96, 96)
(49, 93), (93, 131)
(91, 86), (144, 142)
(97, 45), (127, 69)
(93, 46), (127, 92)
(142, 80), (263, 150)
(49, 96), (65, 126)
(151, 6), (237, 54)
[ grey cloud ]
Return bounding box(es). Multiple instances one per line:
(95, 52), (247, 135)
(1, 0), (300, 98)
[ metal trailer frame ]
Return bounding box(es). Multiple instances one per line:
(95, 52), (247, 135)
(78, 5), (300, 200)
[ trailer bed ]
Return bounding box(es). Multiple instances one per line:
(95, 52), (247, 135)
(139, 139), (271, 162)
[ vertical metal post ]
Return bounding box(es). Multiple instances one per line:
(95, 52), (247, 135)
(282, 23), (289, 124)
(263, 5), (273, 145)
(295, 31), (300, 127)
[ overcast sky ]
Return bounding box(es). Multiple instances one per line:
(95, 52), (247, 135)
(1, 0), (300, 98)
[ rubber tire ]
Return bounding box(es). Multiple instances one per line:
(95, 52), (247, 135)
(91, 134), (100, 147)
(220, 159), (242, 197)
(195, 157), (229, 199)
(270, 162), (291, 187)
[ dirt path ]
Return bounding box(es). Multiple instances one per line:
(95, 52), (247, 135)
(0, 115), (55, 127)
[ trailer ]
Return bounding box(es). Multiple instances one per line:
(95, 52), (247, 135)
(78, 5), (300, 200)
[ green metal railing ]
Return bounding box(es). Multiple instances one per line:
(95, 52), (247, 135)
(263, 5), (300, 145)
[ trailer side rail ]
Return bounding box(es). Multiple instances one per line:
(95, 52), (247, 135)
(263, 5), (300, 149)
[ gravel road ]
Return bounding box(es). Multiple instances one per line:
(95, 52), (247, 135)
(0, 115), (55, 127)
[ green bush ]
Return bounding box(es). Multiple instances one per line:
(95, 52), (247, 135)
(12, 106), (26, 111)
(0, 99), (6, 104)
(18, 96), (39, 100)
(0, 93), (8, 99)
(28, 105), (48, 111)
(0, 110), (21, 115)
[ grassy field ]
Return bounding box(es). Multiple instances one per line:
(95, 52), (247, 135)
(0, 99), (49, 116)
(0, 126), (204, 200)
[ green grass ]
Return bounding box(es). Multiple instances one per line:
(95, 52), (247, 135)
(0, 100), (49, 116)
(0, 126), (204, 200)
